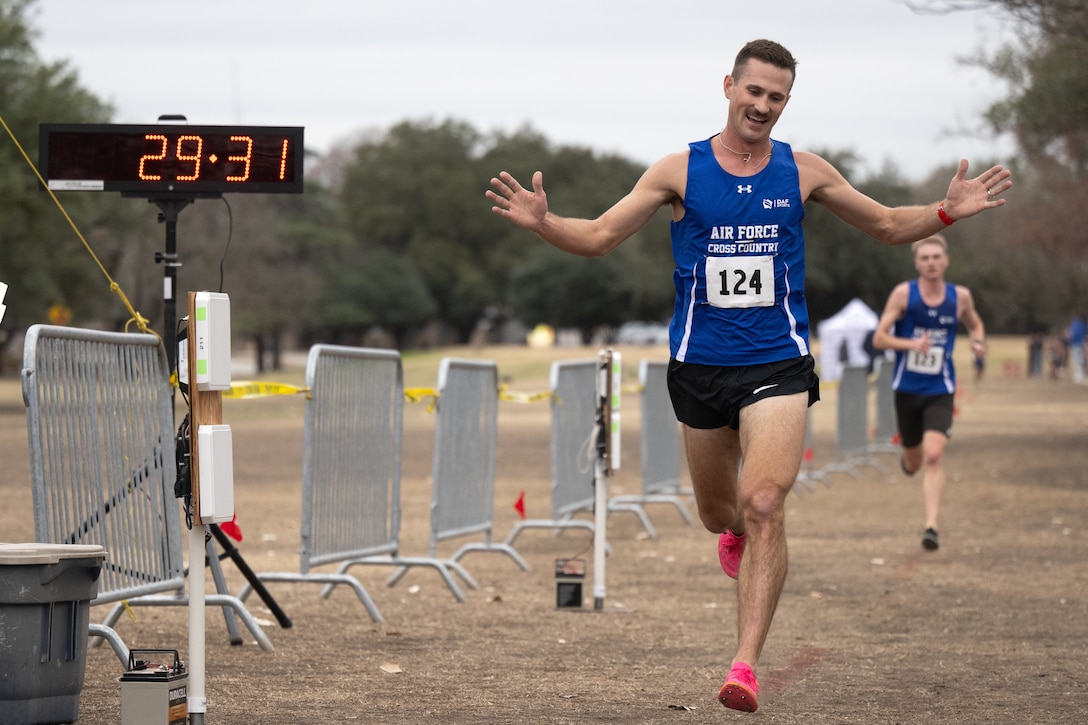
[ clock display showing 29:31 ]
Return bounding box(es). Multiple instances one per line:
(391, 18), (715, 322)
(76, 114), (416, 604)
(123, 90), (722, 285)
(39, 123), (305, 196)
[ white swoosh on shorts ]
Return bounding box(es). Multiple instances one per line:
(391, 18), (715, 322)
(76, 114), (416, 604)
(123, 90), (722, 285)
(752, 383), (779, 395)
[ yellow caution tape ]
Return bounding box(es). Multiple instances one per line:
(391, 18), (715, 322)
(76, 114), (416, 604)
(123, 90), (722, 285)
(403, 387), (438, 403)
(224, 381), (310, 399)
(498, 384), (555, 404)
(403, 387), (440, 413)
(221, 379), (661, 404)
(223, 381), (444, 408)
(121, 599), (136, 621)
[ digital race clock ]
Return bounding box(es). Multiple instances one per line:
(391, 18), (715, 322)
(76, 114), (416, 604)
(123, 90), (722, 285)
(39, 123), (304, 196)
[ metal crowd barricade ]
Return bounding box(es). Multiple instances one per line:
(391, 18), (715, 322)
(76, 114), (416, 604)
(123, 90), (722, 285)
(868, 358), (900, 458)
(22, 325), (273, 665)
(607, 359), (694, 538)
(239, 345), (471, 610)
(828, 364), (885, 477)
(504, 359), (598, 548)
(793, 410), (820, 493)
(390, 357), (527, 588)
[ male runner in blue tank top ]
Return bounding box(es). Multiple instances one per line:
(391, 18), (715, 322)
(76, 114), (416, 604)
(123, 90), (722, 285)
(487, 39), (1012, 713)
(871, 235), (986, 552)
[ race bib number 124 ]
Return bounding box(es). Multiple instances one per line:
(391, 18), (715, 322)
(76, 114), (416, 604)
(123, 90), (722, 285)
(705, 255), (775, 309)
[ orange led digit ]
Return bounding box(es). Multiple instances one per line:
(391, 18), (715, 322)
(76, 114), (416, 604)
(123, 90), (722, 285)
(175, 135), (203, 181)
(138, 134), (168, 180)
(226, 135), (253, 182)
(279, 139), (289, 180)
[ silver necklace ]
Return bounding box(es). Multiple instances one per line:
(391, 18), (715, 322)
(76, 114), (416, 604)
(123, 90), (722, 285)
(717, 132), (772, 167)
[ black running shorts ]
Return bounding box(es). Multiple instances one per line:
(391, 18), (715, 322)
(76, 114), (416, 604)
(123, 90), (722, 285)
(666, 355), (820, 431)
(894, 391), (954, 447)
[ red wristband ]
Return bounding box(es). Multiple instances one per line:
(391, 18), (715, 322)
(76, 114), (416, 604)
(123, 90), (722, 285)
(937, 203), (956, 226)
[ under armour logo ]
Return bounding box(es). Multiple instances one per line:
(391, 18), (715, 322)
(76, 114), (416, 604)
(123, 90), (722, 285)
(737, 185), (753, 194)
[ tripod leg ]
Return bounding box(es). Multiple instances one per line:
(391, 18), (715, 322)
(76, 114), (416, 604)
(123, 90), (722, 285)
(205, 536), (244, 645)
(209, 524), (293, 629)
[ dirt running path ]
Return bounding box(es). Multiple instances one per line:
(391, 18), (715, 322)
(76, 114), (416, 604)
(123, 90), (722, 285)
(1, 341), (1085, 723)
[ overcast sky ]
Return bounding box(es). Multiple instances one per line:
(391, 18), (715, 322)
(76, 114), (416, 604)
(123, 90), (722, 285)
(33, 0), (1019, 182)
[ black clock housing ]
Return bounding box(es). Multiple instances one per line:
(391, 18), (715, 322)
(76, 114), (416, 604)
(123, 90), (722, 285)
(39, 123), (304, 196)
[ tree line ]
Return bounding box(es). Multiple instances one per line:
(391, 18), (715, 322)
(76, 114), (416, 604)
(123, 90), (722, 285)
(2, 0), (1085, 372)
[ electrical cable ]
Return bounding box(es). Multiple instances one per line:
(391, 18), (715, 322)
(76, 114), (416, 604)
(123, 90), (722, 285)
(217, 196), (233, 294)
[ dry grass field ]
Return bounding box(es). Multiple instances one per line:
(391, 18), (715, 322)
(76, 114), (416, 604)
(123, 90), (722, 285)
(1, 336), (1086, 724)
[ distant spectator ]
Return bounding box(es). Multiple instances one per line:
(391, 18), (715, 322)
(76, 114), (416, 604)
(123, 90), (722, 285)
(1067, 315), (1085, 384)
(1047, 334), (1068, 381)
(1027, 332), (1045, 378)
(863, 329), (879, 374)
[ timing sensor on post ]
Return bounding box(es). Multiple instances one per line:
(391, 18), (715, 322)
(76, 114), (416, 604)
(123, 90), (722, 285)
(194, 291), (231, 391)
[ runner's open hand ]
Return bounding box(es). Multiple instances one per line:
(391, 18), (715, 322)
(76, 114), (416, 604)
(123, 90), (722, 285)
(943, 160), (1012, 220)
(487, 171), (548, 231)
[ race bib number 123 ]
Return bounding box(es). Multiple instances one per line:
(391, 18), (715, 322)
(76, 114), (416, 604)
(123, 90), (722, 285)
(906, 346), (945, 375)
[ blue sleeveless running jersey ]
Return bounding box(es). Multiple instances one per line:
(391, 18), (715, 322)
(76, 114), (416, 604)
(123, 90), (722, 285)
(891, 280), (959, 395)
(669, 137), (808, 365)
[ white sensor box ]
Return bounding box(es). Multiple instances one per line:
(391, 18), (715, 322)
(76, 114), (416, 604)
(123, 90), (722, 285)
(198, 424), (234, 524)
(194, 291), (231, 391)
(178, 334), (188, 386)
(609, 352), (622, 471)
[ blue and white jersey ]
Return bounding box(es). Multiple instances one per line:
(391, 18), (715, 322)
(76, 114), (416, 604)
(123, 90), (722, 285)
(892, 280), (959, 395)
(669, 137), (809, 366)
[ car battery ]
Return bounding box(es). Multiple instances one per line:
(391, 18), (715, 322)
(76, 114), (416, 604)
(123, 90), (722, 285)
(555, 558), (585, 609)
(120, 649), (187, 725)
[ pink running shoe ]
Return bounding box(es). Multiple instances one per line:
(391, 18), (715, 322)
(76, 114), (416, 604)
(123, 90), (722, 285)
(717, 530), (747, 579)
(719, 661), (759, 712)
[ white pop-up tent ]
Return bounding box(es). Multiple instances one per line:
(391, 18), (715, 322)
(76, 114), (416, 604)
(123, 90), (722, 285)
(816, 298), (879, 382)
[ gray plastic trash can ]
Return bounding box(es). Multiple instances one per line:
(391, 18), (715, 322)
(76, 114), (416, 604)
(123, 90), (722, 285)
(0, 543), (107, 725)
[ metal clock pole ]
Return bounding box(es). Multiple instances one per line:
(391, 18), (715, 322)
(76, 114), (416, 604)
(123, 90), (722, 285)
(152, 197), (191, 377)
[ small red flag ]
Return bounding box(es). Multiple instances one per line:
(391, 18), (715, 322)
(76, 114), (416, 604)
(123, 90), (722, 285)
(803, 446), (814, 463)
(220, 512), (244, 542)
(514, 491), (526, 519)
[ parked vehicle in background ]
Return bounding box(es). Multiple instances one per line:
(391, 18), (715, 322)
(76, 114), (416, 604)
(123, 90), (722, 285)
(616, 321), (670, 345)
